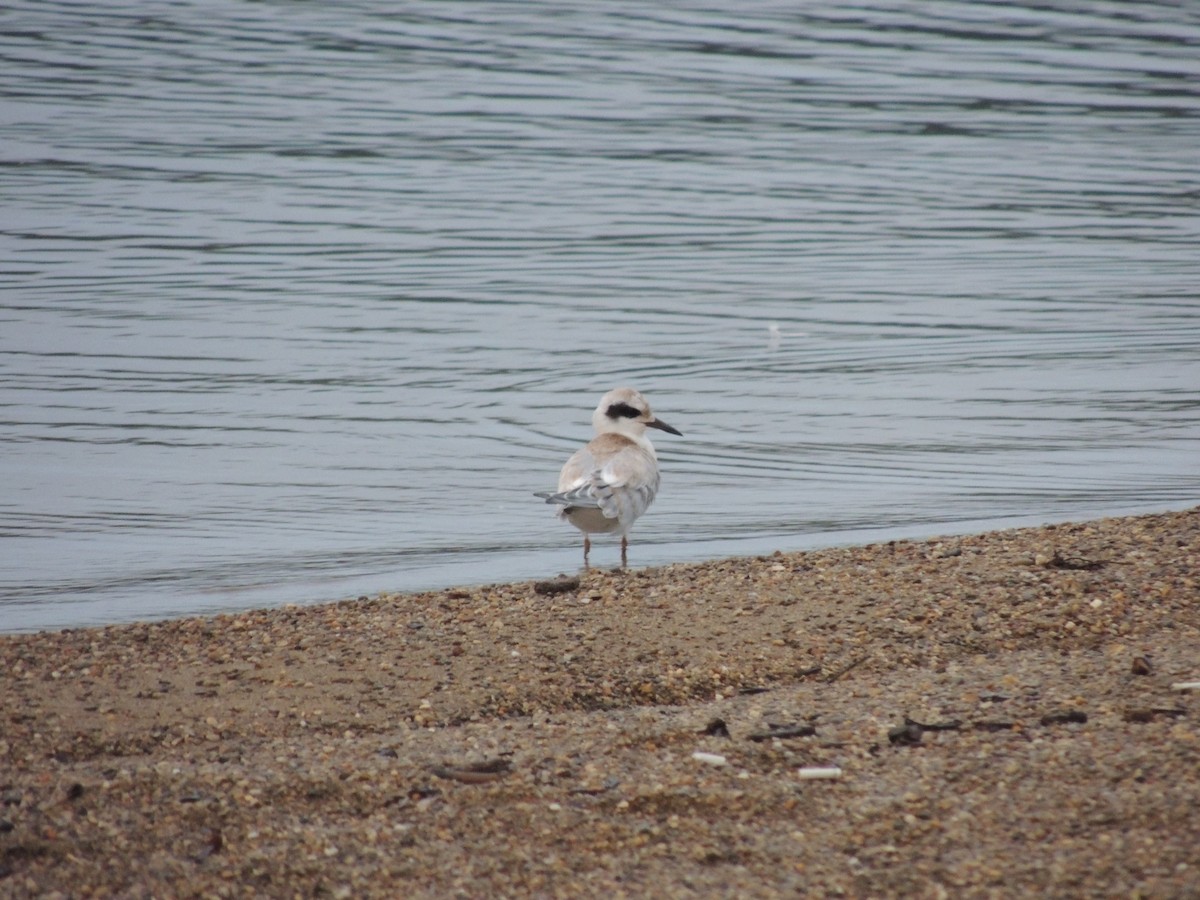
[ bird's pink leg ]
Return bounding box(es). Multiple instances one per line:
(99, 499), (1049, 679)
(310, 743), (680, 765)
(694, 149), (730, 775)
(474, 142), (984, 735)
(583, 535), (591, 568)
(620, 536), (628, 568)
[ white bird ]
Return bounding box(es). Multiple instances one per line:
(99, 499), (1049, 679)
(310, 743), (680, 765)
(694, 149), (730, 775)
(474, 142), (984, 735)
(535, 387), (682, 567)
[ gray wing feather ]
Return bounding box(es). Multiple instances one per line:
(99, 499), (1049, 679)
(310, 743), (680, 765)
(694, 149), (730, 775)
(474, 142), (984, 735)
(535, 485), (603, 508)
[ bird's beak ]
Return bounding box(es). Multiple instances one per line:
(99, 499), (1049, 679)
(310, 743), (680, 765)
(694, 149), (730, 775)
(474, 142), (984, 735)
(647, 417), (682, 436)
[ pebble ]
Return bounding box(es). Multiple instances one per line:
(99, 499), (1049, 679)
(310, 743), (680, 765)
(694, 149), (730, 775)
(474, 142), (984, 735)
(797, 767), (843, 780)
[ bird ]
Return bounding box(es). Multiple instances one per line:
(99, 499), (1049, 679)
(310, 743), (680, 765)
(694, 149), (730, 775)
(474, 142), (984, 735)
(535, 387), (682, 567)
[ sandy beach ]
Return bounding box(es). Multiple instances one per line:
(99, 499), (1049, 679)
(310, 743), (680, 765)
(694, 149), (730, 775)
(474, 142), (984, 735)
(2, 507), (1197, 898)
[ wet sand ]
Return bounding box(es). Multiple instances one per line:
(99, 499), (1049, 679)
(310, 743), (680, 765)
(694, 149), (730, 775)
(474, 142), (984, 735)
(2, 507), (1198, 898)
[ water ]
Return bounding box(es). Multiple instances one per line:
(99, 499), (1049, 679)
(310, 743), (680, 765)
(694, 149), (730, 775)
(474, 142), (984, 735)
(3, 1), (1198, 633)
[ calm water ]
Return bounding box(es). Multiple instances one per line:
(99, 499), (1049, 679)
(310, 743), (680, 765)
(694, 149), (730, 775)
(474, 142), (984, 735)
(3, 2), (1199, 632)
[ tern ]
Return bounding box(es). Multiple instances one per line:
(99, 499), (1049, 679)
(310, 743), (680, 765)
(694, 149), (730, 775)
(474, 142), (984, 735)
(535, 387), (682, 567)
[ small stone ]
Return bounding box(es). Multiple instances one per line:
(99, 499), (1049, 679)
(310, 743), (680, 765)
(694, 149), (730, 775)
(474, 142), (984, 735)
(534, 575), (581, 596)
(797, 766), (842, 780)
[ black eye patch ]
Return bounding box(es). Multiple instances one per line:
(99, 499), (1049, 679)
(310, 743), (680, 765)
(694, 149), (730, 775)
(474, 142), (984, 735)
(606, 402), (642, 419)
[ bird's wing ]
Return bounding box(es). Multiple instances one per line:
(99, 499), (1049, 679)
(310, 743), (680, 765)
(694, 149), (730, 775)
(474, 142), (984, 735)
(540, 434), (659, 525)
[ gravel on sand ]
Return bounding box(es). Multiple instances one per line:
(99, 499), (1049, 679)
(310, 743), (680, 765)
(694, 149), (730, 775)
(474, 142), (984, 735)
(2, 508), (1198, 898)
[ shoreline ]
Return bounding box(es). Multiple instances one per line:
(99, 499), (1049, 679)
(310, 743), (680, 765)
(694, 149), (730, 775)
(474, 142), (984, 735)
(10, 502), (1196, 637)
(2, 507), (1198, 896)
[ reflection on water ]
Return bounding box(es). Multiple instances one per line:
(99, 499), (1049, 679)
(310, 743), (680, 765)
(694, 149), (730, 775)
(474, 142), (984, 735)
(2, 1), (1198, 631)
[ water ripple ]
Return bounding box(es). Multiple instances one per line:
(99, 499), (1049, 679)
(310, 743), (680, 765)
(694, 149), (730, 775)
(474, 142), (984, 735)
(2, 0), (1198, 630)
